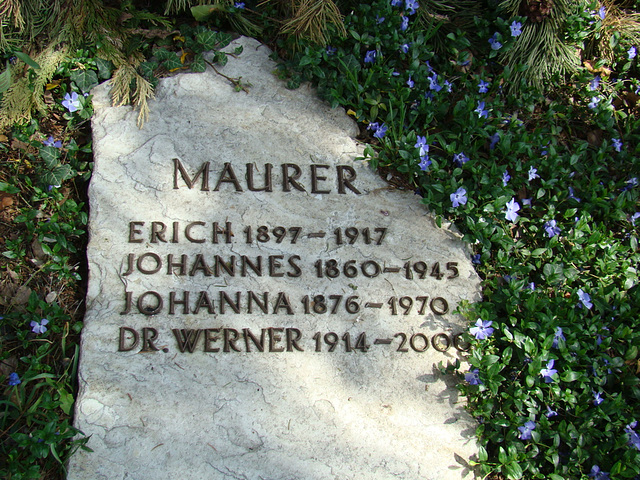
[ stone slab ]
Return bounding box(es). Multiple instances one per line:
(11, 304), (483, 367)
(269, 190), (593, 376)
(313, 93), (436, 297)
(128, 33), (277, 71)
(68, 36), (481, 480)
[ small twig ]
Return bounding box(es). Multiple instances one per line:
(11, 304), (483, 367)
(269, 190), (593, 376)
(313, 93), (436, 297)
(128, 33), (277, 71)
(204, 58), (250, 93)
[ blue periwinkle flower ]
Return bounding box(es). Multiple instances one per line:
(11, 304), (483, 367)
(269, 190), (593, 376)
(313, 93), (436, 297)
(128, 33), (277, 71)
(612, 138), (623, 152)
(450, 187), (467, 208)
(62, 92), (81, 113)
(589, 464), (610, 479)
(478, 79), (490, 93)
(234, 2), (245, 8)
(518, 420), (536, 440)
(400, 15), (409, 31)
(505, 198), (520, 222)
(44, 136), (62, 148)
(470, 319), (494, 340)
(552, 327), (565, 348)
(364, 50), (377, 63)
(544, 219), (561, 238)
(528, 166), (539, 181)
(453, 152), (469, 166)
(577, 288), (593, 309)
(489, 33), (502, 50)
(30, 319), (49, 334)
(546, 406), (558, 418)
(502, 170), (510, 186)
(593, 391), (604, 405)
(510, 21), (522, 37)
(629, 46), (637, 60)
(8, 372), (21, 386)
(465, 368), (482, 385)
(588, 96), (601, 109)
(540, 359), (558, 383)
(589, 75), (601, 91)
(475, 101), (488, 118)
(405, 0), (419, 14)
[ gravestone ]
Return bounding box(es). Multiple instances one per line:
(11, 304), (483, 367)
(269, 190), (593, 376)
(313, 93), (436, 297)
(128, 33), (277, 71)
(68, 37), (481, 480)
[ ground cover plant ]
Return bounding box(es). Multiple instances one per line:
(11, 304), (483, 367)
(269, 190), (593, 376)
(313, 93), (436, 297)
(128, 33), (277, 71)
(1, 0), (639, 479)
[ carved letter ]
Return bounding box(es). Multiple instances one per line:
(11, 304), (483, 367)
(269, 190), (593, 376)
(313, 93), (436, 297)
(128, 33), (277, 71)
(213, 163), (243, 192)
(282, 164), (305, 192)
(118, 327), (139, 351)
(173, 158), (210, 191)
(246, 163), (273, 192)
(129, 222), (144, 243)
(337, 165), (361, 194)
(311, 164), (331, 194)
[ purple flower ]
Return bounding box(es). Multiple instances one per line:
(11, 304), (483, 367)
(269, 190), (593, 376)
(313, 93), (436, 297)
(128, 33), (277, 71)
(544, 219), (561, 238)
(527, 282), (535, 291)
(376, 15), (385, 24)
(505, 198), (520, 222)
(489, 33), (502, 50)
(598, 6), (606, 20)
(546, 406), (558, 418)
(401, 15), (409, 31)
(490, 133), (500, 149)
(478, 79), (490, 93)
(418, 157), (431, 171)
(428, 73), (442, 92)
(470, 319), (494, 340)
(588, 96), (601, 109)
(326, 46), (337, 56)
(577, 288), (593, 309)
(625, 422), (640, 451)
(629, 46), (637, 60)
(552, 327), (565, 348)
(465, 368), (482, 385)
(518, 420), (536, 440)
(510, 21), (522, 37)
(405, 0), (419, 15)
(471, 254), (481, 264)
(612, 138), (623, 152)
(528, 166), (539, 181)
(406, 76), (414, 88)
(415, 136), (429, 156)
(593, 391), (604, 405)
(8, 372), (21, 386)
(475, 101), (488, 118)
(502, 170), (510, 186)
(391, 0), (403, 6)
(30, 319), (49, 334)
(443, 80), (452, 92)
(364, 50), (377, 63)
(589, 465), (610, 480)
(43, 136), (62, 148)
(234, 2), (245, 8)
(589, 75), (601, 91)
(62, 92), (81, 113)
(400, 43), (410, 53)
(568, 186), (581, 202)
(631, 212), (640, 225)
(373, 123), (387, 139)
(453, 152), (469, 166)
(540, 359), (557, 383)
(450, 187), (468, 208)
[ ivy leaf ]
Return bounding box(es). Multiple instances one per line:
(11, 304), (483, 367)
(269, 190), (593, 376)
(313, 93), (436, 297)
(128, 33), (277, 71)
(154, 48), (174, 61)
(196, 30), (220, 50)
(213, 51), (228, 67)
(161, 56), (183, 72)
(139, 61), (159, 79)
(42, 165), (73, 187)
(95, 58), (113, 80)
(190, 53), (206, 73)
(40, 146), (61, 168)
(70, 69), (99, 93)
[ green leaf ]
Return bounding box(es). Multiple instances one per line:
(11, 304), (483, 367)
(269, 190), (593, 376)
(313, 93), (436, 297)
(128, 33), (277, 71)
(531, 248), (546, 257)
(40, 146), (61, 168)
(191, 5), (223, 22)
(0, 63), (11, 93)
(59, 390), (74, 415)
(70, 69), (99, 93)
(234, 46), (243, 55)
(190, 53), (206, 73)
(196, 30), (221, 50)
(95, 58), (113, 80)
(155, 48), (174, 61)
(504, 462), (523, 480)
(139, 61), (158, 79)
(43, 165), (73, 187)
(14, 51), (40, 69)
(477, 445), (488, 462)
(161, 56), (183, 71)
(0, 181), (19, 194)
(214, 51), (228, 67)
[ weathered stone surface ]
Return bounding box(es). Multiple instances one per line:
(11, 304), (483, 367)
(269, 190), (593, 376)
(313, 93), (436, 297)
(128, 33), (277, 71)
(69, 36), (480, 480)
